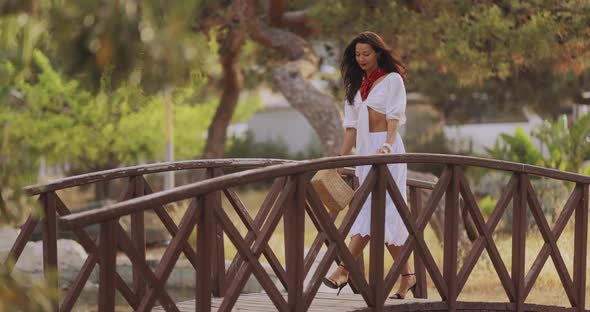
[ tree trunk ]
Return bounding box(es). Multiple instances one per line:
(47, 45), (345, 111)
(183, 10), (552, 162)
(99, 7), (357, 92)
(202, 23), (245, 158)
(238, 0), (343, 156)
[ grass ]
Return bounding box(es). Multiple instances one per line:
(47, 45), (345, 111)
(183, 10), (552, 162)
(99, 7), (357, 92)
(165, 186), (590, 309)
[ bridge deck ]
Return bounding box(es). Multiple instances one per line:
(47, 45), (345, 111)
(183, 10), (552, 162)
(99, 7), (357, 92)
(154, 293), (586, 311)
(154, 292), (433, 311)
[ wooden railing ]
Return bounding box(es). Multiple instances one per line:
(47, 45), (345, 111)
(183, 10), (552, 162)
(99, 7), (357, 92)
(56, 154), (589, 312)
(4, 157), (435, 311)
(3, 159), (293, 311)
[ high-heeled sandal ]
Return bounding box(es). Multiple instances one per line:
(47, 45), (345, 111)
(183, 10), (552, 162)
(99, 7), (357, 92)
(322, 264), (349, 296)
(389, 273), (417, 300)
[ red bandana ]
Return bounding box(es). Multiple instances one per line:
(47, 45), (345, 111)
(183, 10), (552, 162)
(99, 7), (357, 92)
(360, 67), (387, 101)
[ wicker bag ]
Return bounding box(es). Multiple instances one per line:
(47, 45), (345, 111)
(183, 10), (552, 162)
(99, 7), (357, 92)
(311, 169), (354, 212)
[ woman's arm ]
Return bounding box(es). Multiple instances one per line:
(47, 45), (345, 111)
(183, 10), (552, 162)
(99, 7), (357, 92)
(377, 119), (399, 154)
(340, 128), (357, 155)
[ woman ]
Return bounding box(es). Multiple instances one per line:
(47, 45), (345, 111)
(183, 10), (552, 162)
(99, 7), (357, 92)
(322, 31), (415, 300)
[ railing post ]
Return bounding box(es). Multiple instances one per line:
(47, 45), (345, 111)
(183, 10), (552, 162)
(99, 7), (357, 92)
(512, 173), (527, 312)
(131, 176), (146, 300)
(369, 165), (387, 311)
(196, 195), (212, 312)
(344, 173), (365, 294)
(444, 165), (459, 312)
(284, 174), (306, 311)
(207, 168), (226, 297)
(42, 192), (59, 312)
(409, 185), (427, 298)
(98, 219), (118, 312)
(574, 183), (588, 312)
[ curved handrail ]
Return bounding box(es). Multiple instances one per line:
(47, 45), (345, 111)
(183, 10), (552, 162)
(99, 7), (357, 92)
(24, 158), (295, 195)
(60, 153), (590, 228)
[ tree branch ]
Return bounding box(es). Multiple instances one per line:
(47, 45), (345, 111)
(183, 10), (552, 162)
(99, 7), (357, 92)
(268, 0), (286, 27)
(203, 4), (245, 158)
(238, 0), (343, 155)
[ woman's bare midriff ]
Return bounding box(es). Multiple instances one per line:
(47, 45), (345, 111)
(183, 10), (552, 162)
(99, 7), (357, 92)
(366, 75), (388, 132)
(368, 108), (387, 132)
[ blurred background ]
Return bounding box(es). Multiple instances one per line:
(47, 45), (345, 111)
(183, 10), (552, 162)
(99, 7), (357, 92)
(1, 1), (590, 310)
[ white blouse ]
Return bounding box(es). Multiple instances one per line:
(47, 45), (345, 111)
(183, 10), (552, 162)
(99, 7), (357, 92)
(343, 72), (407, 129)
(342, 72), (407, 163)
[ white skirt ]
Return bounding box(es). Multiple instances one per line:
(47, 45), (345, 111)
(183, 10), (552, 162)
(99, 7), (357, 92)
(349, 132), (409, 246)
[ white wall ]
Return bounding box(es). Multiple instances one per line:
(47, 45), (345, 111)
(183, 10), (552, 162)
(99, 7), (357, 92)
(443, 119), (544, 155)
(247, 109), (320, 154)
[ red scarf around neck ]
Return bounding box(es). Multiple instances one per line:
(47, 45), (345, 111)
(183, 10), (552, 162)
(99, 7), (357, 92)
(360, 67), (387, 101)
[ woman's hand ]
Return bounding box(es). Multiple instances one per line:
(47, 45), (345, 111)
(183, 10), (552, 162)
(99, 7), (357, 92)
(377, 147), (389, 154)
(378, 142), (393, 154)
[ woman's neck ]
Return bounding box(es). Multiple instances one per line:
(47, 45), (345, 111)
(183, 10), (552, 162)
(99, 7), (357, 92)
(364, 65), (378, 76)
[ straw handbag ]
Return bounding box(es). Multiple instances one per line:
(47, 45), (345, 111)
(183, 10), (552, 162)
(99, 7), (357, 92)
(311, 169), (354, 212)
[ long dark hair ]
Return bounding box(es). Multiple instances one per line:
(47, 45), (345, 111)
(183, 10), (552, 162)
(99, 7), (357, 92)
(341, 31), (407, 105)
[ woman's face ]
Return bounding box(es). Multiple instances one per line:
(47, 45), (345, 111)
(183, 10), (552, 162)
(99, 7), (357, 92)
(355, 43), (378, 73)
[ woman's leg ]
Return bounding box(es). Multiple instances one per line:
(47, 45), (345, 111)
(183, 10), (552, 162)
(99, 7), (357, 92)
(387, 244), (416, 298)
(326, 234), (370, 285)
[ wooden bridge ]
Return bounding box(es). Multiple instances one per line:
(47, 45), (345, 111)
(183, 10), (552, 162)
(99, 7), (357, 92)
(3, 154), (589, 311)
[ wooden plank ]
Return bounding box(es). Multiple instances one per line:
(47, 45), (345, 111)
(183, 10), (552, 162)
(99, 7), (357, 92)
(369, 165), (387, 311)
(3, 215), (38, 272)
(573, 183), (588, 312)
(524, 176), (576, 306)
(60, 253), (97, 312)
(208, 168), (225, 298)
(196, 195), (212, 312)
(213, 190), (289, 311)
(131, 176), (147, 300)
(409, 186), (427, 299)
(284, 174), (306, 311)
(383, 166), (449, 301)
(98, 220), (117, 312)
(142, 180), (199, 270)
(134, 200), (199, 311)
(25, 158), (292, 195)
(443, 166), (460, 312)
(54, 195), (139, 308)
(304, 172), (377, 309)
(303, 208), (338, 276)
(225, 177), (286, 287)
(456, 171), (515, 301)
(223, 186), (287, 289)
(524, 184), (581, 298)
(42, 192), (59, 312)
(154, 293), (436, 312)
(512, 174), (527, 312)
(59, 154), (590, 229)
(115, 224), (179, 312)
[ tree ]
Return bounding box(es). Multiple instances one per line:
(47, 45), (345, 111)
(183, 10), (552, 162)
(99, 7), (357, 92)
(236, 0), (344, 155)
(309, 1), (590, 120)
(202, 2), (247, 158)
(0, 51), (261, 197)
(208, 1), (590, 157)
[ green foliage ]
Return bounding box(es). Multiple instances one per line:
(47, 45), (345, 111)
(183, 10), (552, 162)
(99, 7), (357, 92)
(486, 127), (544, 166)
(478, 195), (496, 219)
(487, 114), (590, 173)
(481, 115), (590, 231)
(0, 1), (225, 93)
(0, 264), (58, 312)
(225, 131), (322, 161)
(533, 114), (590, 173)
(0, 50), (259, 182)
(310, 1), (590, 119)
(0, 13), (50, 76)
